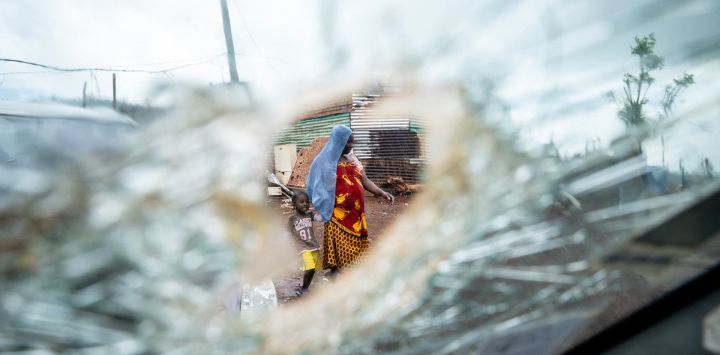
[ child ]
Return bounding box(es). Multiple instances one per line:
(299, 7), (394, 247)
(287, 190), (322, 296)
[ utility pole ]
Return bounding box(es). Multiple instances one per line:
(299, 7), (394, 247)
(219, 0), (240, 84)
(112, 73), (117, 110)
(82, 81), (87, 108)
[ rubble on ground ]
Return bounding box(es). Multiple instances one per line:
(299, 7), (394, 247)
(382, 176), (421, 195)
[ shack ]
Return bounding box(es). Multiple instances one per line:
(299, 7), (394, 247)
(273, 86), (427, 189)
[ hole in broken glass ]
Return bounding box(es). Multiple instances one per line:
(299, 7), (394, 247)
(268, 85), (428, 302)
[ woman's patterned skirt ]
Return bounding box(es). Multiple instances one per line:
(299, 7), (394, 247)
(322, 221), (369, 269)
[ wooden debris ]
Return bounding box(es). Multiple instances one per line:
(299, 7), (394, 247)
(382, 176), (421, 195)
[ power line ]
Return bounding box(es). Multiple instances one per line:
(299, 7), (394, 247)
(0, 70), (64, 76)
(0, 53), (228, 75)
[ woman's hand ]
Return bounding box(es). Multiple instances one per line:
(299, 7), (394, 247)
(361, 174), (394, 203)
(380, 190), (395, 203)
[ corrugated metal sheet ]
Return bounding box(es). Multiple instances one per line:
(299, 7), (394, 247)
(273, 92), (428, 184)
(298, 98), (353, 119)
(350, 94), (427, 183)
(275, 112), (350, 150)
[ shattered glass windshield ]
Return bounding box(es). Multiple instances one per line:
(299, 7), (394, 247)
(1, 0), (720, 354)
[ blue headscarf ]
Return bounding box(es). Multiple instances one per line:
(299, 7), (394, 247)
(306, 125), (352, 222)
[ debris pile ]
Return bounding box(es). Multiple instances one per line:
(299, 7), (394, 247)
(382, 176), (421, 195)
(287, 136), (328, 188)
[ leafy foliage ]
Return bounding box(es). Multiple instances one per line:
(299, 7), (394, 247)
(661, 73), (695, 118)
(612, 33), (694, 131)
(616, 34), (663, 127)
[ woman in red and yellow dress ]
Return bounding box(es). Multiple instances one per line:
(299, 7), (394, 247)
(306, 125), (394, 274)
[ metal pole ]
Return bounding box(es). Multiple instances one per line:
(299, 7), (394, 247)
(82, 81), (87, 108)
(112, 73), (117, 109)
(219, 0), (239, 83)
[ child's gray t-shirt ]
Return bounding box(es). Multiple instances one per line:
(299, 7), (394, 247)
(287, 211), (320, 251)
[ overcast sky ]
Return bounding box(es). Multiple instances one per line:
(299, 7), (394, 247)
(1, 0), (719, 165)
(0, 0), (324, 103)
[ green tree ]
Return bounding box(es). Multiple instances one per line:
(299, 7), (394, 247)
(659, 72), (694, 165)
(660, 72), (695, 118)
(610, 34), (694, 162)
(614, 34), (665, 127)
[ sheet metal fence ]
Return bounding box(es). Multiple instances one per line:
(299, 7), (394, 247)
(274, 112), (351, 150)
(350, 94), (426, 183)
(274, 94), (427, 183)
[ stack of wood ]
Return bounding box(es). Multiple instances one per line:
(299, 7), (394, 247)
(287, 136), (329, 188)
(382, 176), (421, 195)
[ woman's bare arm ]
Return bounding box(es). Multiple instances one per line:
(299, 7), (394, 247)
(362, 174), (394, 203)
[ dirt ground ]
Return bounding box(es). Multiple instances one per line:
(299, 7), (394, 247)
(268, 193), (414, 303)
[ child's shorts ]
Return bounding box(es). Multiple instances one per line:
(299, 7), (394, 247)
(301, 249), (322, 271)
